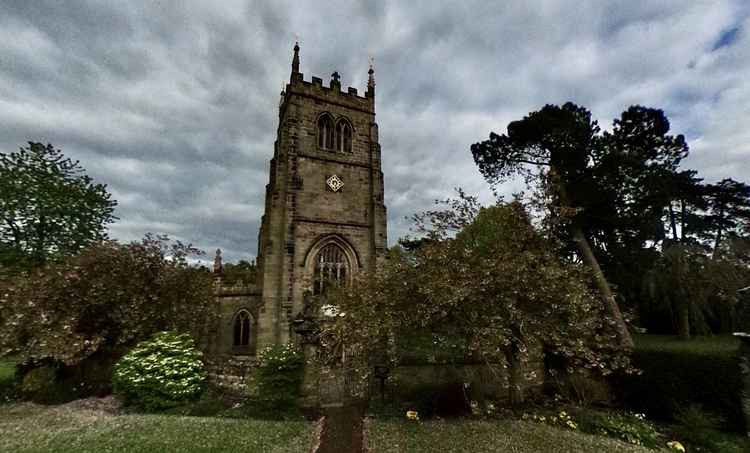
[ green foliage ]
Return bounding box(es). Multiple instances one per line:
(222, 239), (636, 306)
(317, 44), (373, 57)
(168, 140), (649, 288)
(0, 358), (16, 403)
(331, 198), (632, 405)
(251, 343), (304, 412)
(221, 260), (257, 285)
(0, 142), (117, 270)
(522, 409), (579, 431)
(113, 331), (206, 411)
(622, 335), (744, 431)
(642, 243), (750, 336)
(673, 404), (726, 449)
(0, 234), (214, 371)
(18, 363), (73, 403)
(469, 102), (750, 338)
(577, 411), (660, 449)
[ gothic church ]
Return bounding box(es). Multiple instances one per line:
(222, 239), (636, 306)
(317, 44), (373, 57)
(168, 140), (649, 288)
(209, 43), (387, 361)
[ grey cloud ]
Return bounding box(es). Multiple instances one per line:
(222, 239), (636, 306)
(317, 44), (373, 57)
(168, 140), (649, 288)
(1, 1), (749, 262)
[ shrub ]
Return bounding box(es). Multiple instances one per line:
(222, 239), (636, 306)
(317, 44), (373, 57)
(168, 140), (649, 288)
(577, 411), (660, 449)
(621, 335), (743, 431)
(18, 363), (74, 403)
(251, 343), (303, 411)
(0, 358), (18, 403)
(673, 404), (748, 453)
(0, 235), (214, 371)
(113, 331), (206, 411)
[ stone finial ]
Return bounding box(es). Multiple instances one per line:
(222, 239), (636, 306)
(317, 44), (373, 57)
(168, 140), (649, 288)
(292, 41), (300, 72)
(213, 248), (223, 274)
(367, 57), (375, 97)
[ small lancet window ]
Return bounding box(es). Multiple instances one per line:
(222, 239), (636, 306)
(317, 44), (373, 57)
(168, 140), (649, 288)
(313, 243), (350, 295)
(233, 310), (251, 347)
(335, 120), (352, 153)
(318, 115), (334, 149)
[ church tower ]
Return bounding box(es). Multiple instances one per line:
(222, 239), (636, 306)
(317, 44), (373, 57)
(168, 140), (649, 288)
(254, 43), (388, 348)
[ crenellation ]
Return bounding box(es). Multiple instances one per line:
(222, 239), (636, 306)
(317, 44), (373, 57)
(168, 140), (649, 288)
(208, 43), (387, 393)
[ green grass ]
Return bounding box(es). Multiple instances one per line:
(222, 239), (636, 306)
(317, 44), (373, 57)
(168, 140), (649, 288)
(0, 402), (313, 452)
(367, 418), (662, 452)
(633, 334), (741, 355)
(0, 357), (17, 402)
(625, 333), (744, 431)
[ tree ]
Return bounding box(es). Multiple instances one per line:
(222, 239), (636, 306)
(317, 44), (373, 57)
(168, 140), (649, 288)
(643, 241), (750, 338)
(329, 197), (632, 406)
(0, 142), (117, 268)
(704, 178), (750, 258)
(221, 259), (258, 285)
(0, 235), (214, 394)
(471, 103), (634, 348)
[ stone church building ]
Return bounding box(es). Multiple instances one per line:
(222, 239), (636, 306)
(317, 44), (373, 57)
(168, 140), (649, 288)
(207, 43), (387, 375)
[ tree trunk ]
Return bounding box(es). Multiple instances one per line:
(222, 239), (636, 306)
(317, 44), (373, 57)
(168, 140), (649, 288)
(505, 345), (525, 407)
(712, 226), (723, 260)
(680, 199), (686, 241)
(571, 226), (635, 349)
(551, 167), (634, 349)
(677, 304), (690, 340)
(668, 203), (679, 242)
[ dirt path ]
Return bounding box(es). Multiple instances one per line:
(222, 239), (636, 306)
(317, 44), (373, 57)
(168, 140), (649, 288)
(314, 404), (365, 453)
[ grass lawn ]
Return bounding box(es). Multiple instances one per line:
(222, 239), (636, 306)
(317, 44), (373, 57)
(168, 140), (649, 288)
(0, 402), (313, 453)
(633, 333), (741, 355)
(367, 418), (661, 453)
(0, 357), (17, 402)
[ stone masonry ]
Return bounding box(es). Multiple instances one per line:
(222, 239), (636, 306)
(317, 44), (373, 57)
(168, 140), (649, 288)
(254, 43), (387, 349)
(208, 43), (387, 373)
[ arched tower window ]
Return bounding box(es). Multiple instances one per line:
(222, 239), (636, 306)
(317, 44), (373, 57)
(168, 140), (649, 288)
(233, 310), (251, 347)
(335, 120), (352, 153)
(313, 243), (350, 295)
(318, 115), (334, 149)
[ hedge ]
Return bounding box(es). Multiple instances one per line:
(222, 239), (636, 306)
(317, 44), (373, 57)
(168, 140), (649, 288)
(621, 335), (743, 431)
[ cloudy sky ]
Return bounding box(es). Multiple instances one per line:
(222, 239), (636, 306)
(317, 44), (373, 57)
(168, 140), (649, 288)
(2, 1), (749, 262)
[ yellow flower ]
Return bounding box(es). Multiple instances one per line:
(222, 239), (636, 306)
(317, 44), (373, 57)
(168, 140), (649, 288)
(406, 410), (419, 421)
(565, 420), (577, 430)
(667, 441), (686, 452)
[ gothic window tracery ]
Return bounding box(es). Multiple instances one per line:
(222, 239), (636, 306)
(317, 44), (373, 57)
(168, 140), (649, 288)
(335, 120), (352, 153)
(233, 310), (251, 347)
(313, 243), (350, 295)
(318, 115), (334, 149)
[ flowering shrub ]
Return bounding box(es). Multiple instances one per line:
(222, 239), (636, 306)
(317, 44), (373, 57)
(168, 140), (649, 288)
(580, 411), (660, 448)
(523, 410), (578, 430)
(254, 343), (304, 409)
(112, 331), (205, 411)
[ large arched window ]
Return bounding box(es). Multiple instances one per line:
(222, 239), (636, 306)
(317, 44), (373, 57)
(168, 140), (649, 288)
(335, 120), (352, 153)
(233, 310), (251, 347)
(313, 243), (350, 295)
(318, 115), (334, 149)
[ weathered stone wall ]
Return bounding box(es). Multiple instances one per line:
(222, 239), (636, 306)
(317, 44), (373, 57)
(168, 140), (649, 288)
(254, 56), (387, 350)
(388, 360), (546, 403)
(207, 281), (262, 356)
(204, 354), (259, 396)
(204, 281), (262, 392)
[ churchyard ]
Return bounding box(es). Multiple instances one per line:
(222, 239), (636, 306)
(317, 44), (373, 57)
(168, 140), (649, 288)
(3, 3), (750, 452)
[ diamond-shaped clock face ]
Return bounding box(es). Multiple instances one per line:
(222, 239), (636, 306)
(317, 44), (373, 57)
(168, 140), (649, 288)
(326, 174), (344, 192)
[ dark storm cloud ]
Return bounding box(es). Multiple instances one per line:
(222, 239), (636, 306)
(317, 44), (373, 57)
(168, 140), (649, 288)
(2, 1), (749, 262)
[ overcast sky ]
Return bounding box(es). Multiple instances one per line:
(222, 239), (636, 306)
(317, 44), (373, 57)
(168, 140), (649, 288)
(2, 1), (749, 262)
